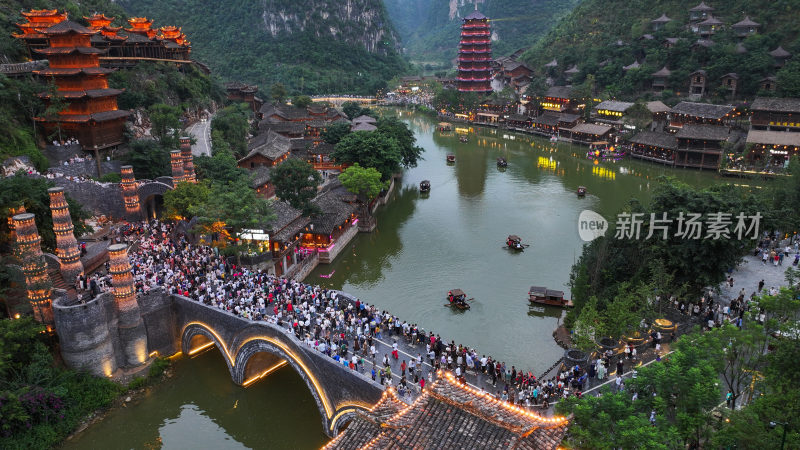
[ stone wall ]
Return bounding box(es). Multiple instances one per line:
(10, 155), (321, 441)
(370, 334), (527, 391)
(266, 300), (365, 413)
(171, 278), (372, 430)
(288, 251), (319, 281)
(43, 144), (83, 166)
(48, 160), (121, 178)
(50, 178), (126, 219)
(319, 223), (358, 264)
(53, 291), (118, 377)
(138, 287), (178, 356)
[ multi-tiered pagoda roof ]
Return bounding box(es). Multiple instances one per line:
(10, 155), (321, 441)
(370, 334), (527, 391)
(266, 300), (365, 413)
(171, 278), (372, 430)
(457, 10), (492, 93)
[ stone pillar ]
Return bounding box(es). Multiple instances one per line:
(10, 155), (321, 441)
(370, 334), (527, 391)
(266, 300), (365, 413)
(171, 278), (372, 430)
(180, 137), (196, 183)
(170, 150), (185, 184)
(120, 165), (142, 221)
(13, 213), (54, 328)
(108, 243), (147, 367)
(48, 187), (84, 284)
(53, 290), (118, 377)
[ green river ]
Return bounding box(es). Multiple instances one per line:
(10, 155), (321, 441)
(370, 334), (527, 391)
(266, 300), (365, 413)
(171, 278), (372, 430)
(63, 109), (744, 449)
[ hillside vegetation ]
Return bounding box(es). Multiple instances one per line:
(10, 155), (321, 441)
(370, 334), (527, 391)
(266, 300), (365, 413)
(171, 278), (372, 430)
(119, 0), (409, 95)
(521, 0), (800, 100)
(384, 0), (579, 66)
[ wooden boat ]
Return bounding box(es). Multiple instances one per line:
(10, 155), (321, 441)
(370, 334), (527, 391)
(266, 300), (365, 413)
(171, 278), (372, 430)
(506, 235), (526, 251)
(587, 141), (625, 160)
(419, 180), (431, 193)
(577, 186), (587, 196)
(446, 289), (472, 310)
(438, 122), (453, 132)
(497, 157), (508, 168)
(529, 286), (573, 308)
(550, 135), (558, 143)
(447, 154), (456, 163)
(459, 136), (468, 143)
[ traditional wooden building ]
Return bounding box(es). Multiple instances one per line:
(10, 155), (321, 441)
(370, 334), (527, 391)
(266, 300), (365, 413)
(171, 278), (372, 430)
(629, 131), (677, 165)
(689, 70), (707, 96)
(651, 66), (671, 92)
(750, 97), (800, 131)
(759, 76), (777, 92)
(249, 166), (274, 199)
(651, 14), (672, 31)
(745, 130), (800, 166)
(13, 9), (68, 58)
(663, 37), (682, 48)
(530, 112), (560, 135)
(593, 100), (634, 124)
(563, 123), (613, 145)
(689, 2), (714, 22)
(267, 201), (311, 277)
(257, 120), (305, 138)
(541, 86), (576, 113)
(33, 20), (129, 151)
(719, 73), (739, 98)
(238, 130), (291, 169)
(225, 81), (262, 113)
(674, 124), (730, 169)
(302, 185), (358, 263)
(696, 16), (723, 37)
(324, 374), (569, 450)
(564, 65), (579, 81)
(457, 10), (492, 93)
(732, 16), (760, 37)
(669, 101), (734, 129)
(769, 46), (792, 67)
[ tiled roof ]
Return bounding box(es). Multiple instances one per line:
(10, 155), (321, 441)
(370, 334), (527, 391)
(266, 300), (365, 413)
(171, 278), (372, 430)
(570, 123), (613, 136)
(241, 130), (291, 162)
(676, 124), (730, 141)
(630, 131), (678, 149)
(670, 101), (733, 119)
(594, 100), (634, 113)
(746, 130), (800, 147)
(310, 188), (357, 235)
(327, 374), (569, 450)
(751, 97), (800, 113)
(544, 85), (572, 99)
(646, 101), (670, 113)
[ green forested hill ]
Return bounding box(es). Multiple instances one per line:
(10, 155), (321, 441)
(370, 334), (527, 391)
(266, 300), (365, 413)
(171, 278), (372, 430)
(520, 0), (800, 100)
(118, 0), (408, 95)
(383, 0), (580, 66)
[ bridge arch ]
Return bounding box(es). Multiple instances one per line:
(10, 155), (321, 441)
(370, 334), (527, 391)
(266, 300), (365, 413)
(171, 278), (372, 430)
(180, 322), (235, 378)
(137, 181), (173, 219)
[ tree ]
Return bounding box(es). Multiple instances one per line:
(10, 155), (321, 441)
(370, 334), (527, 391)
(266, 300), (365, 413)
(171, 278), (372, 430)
(339, 163), (386, 202)
(376, 117), (424, 168)
(200, 178), (275, 242)
(571, 297), (600, 351)
(270, 83), (288, 104)
(624, 101), (653, 131)
(124, 139), (170, 180)
(292, 95), (312, 108)
(322, 122), (352, 145)
(777, 60), (800, 98)
(332, 132), (402, 180)
(193, 149), (248, 184)
(270, 159), (321, 215)
(148, 103), (182, 146)
(43, 81), (67, 143)
(211, 104), (251, 158)
(163, 181), (210, 220)
(341, 101), (367, 120)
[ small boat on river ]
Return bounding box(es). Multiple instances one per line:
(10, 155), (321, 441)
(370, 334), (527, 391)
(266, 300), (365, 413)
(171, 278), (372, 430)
(459, 136), (468, 143)
(497, 157), (508, 168)
(529, 286), (573, 308)
(447, 154), (456, 164)
(419, 180), (431, 193)
(506, 235), (527, 251)
(446, 289), (472, 310)
(587, 141), (625, 160)
(550, 135), (558, 143)
(577, 186), (587, 197)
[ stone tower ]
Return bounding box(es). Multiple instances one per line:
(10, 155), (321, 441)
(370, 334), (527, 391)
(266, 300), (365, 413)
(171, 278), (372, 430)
(170, 149), (185, 183)
(120, 165), (142, 220)
(13, 213), (54, 328)
(48, 187), (84, 283)
(108, 243), (148, 367)
(180, 137), (196, 183)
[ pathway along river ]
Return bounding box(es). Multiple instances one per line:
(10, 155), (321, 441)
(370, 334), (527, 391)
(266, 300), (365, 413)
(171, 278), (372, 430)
(63, 109), (747, 449)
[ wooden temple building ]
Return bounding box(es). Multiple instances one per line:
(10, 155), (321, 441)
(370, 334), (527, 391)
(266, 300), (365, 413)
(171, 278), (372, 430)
(225, 81), (263, 113)
(746, 97), (800, 166)
(32, 20), (129, 151)
(668, 101), (735, 130)
(674, 124), (730, 169)
(324, 373), (569, 450)
(15, 10), (192, 67)
(457, 10), (493, 93)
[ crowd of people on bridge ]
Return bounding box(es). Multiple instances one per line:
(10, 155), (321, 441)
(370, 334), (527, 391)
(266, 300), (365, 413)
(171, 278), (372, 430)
(115, 220), (593, 411)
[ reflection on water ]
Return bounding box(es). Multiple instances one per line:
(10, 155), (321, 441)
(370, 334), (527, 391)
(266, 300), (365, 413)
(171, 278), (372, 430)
(61, 350), (327, 450)
(311, 108), (729, 373)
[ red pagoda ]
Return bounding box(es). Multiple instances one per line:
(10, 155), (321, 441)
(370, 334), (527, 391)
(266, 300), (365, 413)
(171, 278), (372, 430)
(33, 20), (129, 151)
(457, 10), (492, 93)
(13, 9), (68, 58)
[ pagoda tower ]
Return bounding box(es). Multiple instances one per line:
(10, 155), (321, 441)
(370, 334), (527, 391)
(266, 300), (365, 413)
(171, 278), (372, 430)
(107, 243), (147, 367)
(179, 137), (196, 183)
(170, 150), (185, 183)
(32, 21), (129, 151)
(120, 165), (142, 220)
(13, 9), (68, 58)
(457, 10), (493, 93)
(13, 213), (54, 328)
(125, 17), (157, 39)
(48, 187), (84, 283)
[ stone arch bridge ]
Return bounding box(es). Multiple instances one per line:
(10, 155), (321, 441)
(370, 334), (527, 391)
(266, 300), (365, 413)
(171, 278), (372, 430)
(142, 290), (384, 436)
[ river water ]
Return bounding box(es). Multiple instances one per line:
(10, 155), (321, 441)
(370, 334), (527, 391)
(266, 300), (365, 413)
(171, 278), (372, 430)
(63, 109), (736, 449)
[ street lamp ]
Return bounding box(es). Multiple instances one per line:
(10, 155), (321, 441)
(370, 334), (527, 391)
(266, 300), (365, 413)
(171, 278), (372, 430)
(770, 421), (788, 450)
